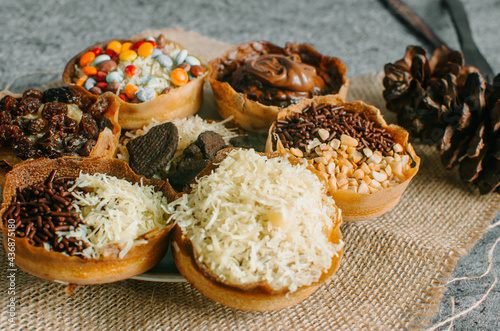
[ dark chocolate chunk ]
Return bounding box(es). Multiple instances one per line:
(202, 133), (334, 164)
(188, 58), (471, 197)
(183, 142), (201, 157)
(127, 122), (179, 178)
(196, 131), (227, 160)
(229, 135), (254, 149)
(169, 158), (210, 192)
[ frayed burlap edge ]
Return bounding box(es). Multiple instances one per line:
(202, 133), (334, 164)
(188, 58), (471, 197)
(0, 30), (499, 330)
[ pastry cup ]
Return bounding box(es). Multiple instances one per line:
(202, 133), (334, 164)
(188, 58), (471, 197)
(0, 86), (121, 186)
(171, 149), (344, 311)
(266, 95), (420, 221)
(208, 41), (349, 132)
(63, 39), (208, 130)
(0, 157), (176, 284)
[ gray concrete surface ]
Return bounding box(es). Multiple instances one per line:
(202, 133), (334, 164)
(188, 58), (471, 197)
(0, 0), (498, 329)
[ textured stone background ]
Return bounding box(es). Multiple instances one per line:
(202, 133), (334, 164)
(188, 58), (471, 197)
(0, 0), (498, 329)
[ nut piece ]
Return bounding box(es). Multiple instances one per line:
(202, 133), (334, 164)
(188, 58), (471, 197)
(341, 134), (358, 147)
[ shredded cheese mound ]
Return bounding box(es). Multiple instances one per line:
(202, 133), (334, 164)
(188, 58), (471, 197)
(168, 149), (343, 292)
(60, 173), (170, 259)
(116, 115), (239, 176)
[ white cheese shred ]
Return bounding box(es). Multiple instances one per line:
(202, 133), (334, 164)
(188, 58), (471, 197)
(66, 173), (170, 259)
(168, 149), (343, 292)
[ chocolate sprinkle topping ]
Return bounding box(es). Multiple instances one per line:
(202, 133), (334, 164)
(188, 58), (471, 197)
(1, 170), (89, 258)
(273, 104), (396, 155)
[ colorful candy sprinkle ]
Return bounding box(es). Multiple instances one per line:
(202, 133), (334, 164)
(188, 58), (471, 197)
(146, 40), (158, 48)
(75, 34), (202, 102)
(75, 75), (88, 87)
(151, 48), (163, 58)
(106, 41), (122, 55)
(136, 86), (156, 102)
(190, 65), (206, 77)
(170, 68), (189, 86)
(104, 49), (117, 58)
(79, 52), (96, 67)
(96, 82), (108, 90)
(91, 47), (103, 57)
(121, 42), (133, 53)
(82, 66), (97, 76)
(175, 49), (188, 65)
(119, 50), (138, 62)
(185, 56), (201, 66)
(106, 71), (123, 84)
(124, 84), (139, 99)
(84, 77), (97, 90)
(131, 41), (145, 51)
(124, 65), (138, 77)
(156, 54), (173, 68)
(94, 54), (111, 65)
(137, 42), (154, 57)
(95, 71), (107, 82)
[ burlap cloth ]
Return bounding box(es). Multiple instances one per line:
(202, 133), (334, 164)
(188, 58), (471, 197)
(1, 28), (499, 330)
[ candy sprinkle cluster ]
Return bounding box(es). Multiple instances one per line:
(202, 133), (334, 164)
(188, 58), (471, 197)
(74, 34), (206, 103)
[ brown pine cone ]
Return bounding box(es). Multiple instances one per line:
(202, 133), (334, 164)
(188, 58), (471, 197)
(457, 75), (500, 194)
(383, 46), (499, 194)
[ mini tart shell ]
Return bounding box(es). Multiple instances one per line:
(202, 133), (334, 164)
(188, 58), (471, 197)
(0, 157), (176, 285)
(265, 95), (421, 222)
(0, 86), (121, 186)
(171, 148), (344, 311)
(63, 39), (208, 130)
(208, 41), (349, 132)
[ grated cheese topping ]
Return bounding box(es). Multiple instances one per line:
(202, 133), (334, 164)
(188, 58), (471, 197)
(116, 115), (240, 176)
(58, 173), (170, 259)
(168, 149), (343, 292)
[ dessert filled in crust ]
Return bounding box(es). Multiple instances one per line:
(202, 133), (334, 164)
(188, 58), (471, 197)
(211, 41), (348, 107)
(63, 35), (208, 130)
(169, 148), (343, 310)
(0, 157), (175, 284)
(267, 96), (420, 221)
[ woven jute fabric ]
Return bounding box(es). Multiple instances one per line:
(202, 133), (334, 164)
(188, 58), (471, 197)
(1, 29), (499, 330)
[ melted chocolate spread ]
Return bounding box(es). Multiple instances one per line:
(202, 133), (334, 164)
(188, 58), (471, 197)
(222, 45), (339, 107)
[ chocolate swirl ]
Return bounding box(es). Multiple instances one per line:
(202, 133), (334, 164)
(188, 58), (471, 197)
(243, 55), (325, 93)
(219, 41), (347, 107)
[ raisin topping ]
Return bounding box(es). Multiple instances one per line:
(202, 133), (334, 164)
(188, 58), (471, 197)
(0, 125), (23, 146)
(19, 97), (42, 115)
(0, 111), (12, 126)
(79, 113), (99, 139)
(41, 102), (68, 120)
(65, 135), (89, 153)
(49, 114), (78, 134)
(22, 88), (44, 99)
(36, 131), (66, 158)
(94, 114), (113, 132)
(3, 96), (20, 115)
(0, 86), (114, 160)
(79, 139), (97, 156)
(87, 98), (109, 116)
(26, 118), (46, 134)
(41, 87), (77, 104)
(11, 136), (37, 159)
